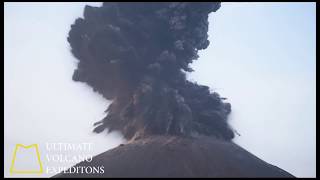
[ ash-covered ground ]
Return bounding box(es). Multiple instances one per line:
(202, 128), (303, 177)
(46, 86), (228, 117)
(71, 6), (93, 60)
(54, 135), (294, 178)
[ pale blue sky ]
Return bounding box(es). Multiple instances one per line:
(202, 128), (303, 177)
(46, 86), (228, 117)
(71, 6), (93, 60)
(190, 2), (316, 177)
(4, 2), (316, 177)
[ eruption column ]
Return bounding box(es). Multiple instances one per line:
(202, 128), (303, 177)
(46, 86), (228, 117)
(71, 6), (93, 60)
(68, 2), (234, 141)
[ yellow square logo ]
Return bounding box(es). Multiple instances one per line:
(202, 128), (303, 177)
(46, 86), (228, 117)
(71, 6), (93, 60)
(10, 144), (43, 174)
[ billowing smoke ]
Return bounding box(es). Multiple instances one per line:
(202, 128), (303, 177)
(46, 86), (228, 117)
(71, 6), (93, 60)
(68, 2), (235, 141)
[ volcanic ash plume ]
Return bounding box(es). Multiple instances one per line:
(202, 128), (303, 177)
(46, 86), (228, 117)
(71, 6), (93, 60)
(68, 2), (235, 141)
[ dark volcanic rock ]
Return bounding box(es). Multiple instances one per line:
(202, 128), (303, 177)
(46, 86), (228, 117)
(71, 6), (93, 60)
(53, 136), (294, 178)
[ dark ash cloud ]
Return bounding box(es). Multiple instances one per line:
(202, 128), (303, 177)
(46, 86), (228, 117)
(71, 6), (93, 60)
(68, 2), (235, 140)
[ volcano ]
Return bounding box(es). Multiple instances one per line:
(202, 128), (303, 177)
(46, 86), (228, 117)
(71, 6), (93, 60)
(55, 2), (295, 178)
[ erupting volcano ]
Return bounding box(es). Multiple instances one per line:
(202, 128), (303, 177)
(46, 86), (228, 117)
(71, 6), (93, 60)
(55, 2), (294, 178)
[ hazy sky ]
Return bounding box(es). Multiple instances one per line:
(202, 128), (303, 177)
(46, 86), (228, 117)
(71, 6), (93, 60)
(4, 2), (316, 178)
(190, 2), (316, 177)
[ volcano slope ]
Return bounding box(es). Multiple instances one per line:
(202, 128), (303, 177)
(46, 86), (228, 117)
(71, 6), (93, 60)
(54, 135), (294, 178)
